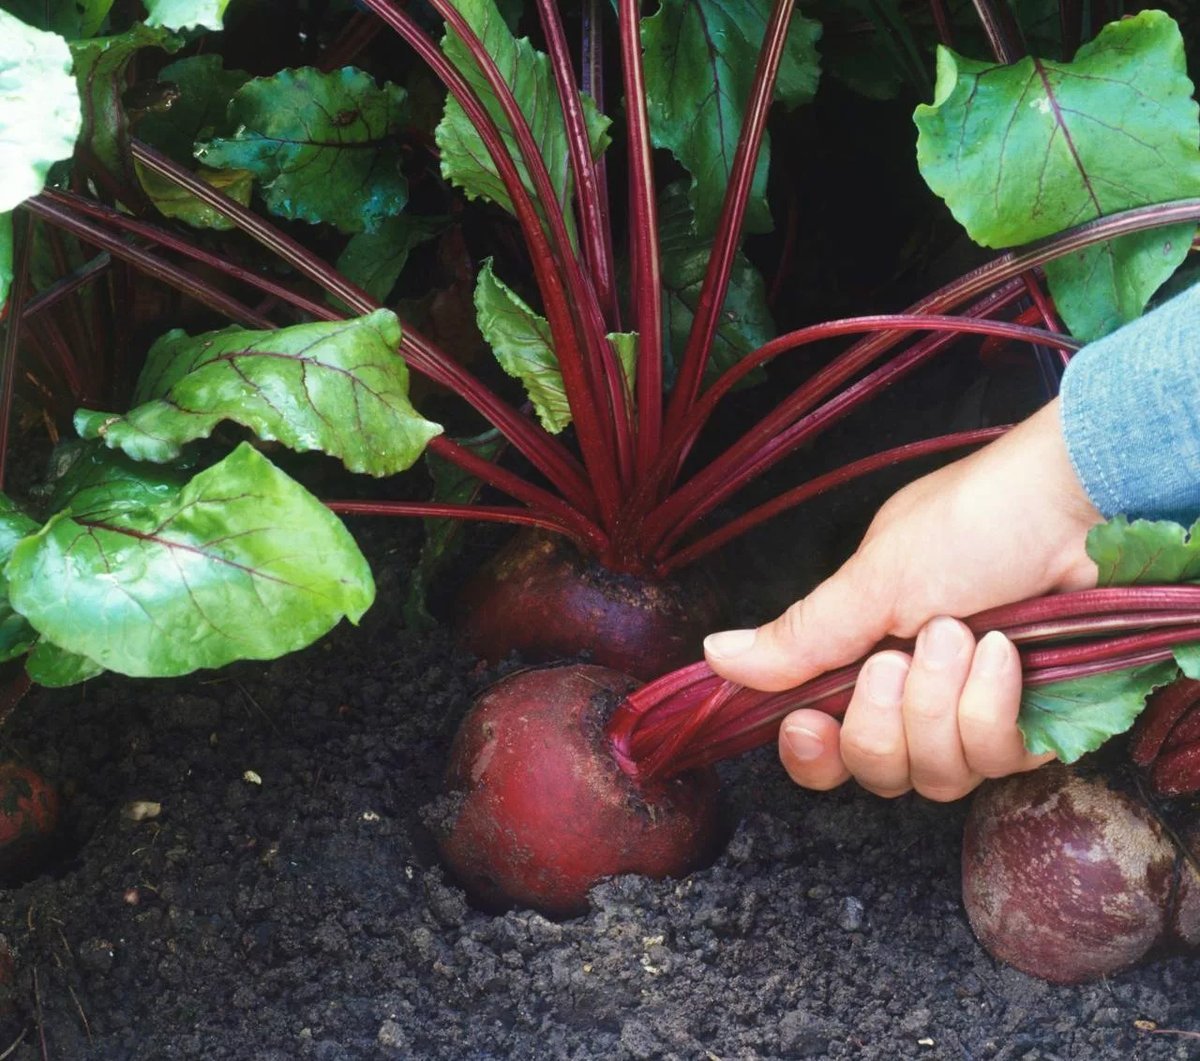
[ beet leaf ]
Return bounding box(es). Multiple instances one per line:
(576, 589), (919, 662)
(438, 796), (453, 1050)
(0, 10), (80, 306)
(142, 0), (229, 32)
(642, 0), (821, 234)
(74, 311), (441, 475)
(196, 67), (409, 234)
(915, 10), (1200, 339)
(436, 0), (611, 225)
(1016, 517), (1200, 760)
(7, 443), (374, 678)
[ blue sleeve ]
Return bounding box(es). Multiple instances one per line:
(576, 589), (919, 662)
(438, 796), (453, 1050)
(1059, 285), (1200, 524)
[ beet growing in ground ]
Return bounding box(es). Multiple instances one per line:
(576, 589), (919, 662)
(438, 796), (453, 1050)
(0, 519), (1196, 1061)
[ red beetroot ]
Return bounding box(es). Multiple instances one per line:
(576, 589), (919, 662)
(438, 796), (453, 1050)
(457, 531), (725, 680)
(0, 762), (59, 882)
(962, 764), (1199, 984)
(436, 664), (723, 917)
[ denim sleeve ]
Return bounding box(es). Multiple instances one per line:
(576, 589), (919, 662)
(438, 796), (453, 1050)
(1059, 285), (1200, 523)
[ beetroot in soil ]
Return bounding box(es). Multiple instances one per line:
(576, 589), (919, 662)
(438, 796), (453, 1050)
(437, 664), (723, 916)
(457, 532), (725, 680)
(963, 764), (1200, 985)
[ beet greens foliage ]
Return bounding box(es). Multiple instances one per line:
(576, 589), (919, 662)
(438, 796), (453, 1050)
(1, 0), (1200, 769)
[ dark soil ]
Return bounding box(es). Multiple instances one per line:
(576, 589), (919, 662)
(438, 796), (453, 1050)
(0, 514), (1196, 1061)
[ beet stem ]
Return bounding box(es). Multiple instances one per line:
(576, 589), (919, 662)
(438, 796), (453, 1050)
(608, 589), (1200, 782)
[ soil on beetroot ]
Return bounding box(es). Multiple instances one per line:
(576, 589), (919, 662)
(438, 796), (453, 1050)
(0, 363), (1198, 1060)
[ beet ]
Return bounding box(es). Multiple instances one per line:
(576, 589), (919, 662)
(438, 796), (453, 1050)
(457, 531), (725, 680)
(0, 762), (59, 882)
(436, 664), (723, 918)
(962, 764), (1200, 983)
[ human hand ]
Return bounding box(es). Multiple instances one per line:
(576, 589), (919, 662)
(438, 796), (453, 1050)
(703, 398), (1104, 801)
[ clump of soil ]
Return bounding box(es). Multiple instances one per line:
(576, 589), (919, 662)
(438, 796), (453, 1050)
(0, 518), (1195, 1060)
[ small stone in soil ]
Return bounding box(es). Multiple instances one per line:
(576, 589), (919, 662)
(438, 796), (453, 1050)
(838, 896), (865, 931)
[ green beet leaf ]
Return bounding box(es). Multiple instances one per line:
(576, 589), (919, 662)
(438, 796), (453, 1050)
(915, 11), (1200, 340)
(70, 22), (182, 184)
(1019, 661), (1180, 762)
(474, 261), (568, 433)
(43, 438), (191, 517)
(642, 0), (821, 236)
(1018, 515), (1200, 759)
(1088, 515), (1200, 678)
(0, 495), (39, 664)
(474, 260), (635, 434)
(135, 54), (250, 164)
(659, 182), (774, 386)
(0, 11), (82, 220)
(335, 214), (447, 307)
(25, 642), (103, 687)
(136, 161), (253, 230)
(75, 310), (442, 476)
(2, 0), (113, 37)
(1089, 515), (1200, 586)
(143, 0), (230, 31)
(7, 443), (375, 679)
(435, 0), (610, 229)
(196, 67), (408, 234)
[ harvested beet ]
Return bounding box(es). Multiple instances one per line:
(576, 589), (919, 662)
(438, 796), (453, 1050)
(0, 762), (59, 882)
(458, 531), (724, 680)
(962, 764), (1199, 984)
(436, 664), (723, 918)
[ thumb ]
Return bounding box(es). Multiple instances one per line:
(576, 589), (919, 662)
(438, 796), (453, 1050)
(704, 553), (894, 691)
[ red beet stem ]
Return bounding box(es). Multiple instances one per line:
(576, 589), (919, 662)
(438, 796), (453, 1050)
(607, 587), (1200, 782)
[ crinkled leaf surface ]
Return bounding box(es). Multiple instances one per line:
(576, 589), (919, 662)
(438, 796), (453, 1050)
(136, 160), (253, 229)
(136, 54), (249, 163)
(474, 260), (635, 433)
(0, 11), (82, 213)
(914, 11), (1200, 339)
(2, 0), (113, 37)
(435, 0), (610, 227)
(75, 310), (441, 476)
(1020, 661), (1179, 762)
(70, 22), (181, 181)
(474, 260), (568, 433)
(143, 0), (230, 31)
(1018, 516), (1200, 758)
(1089, 515), (1200, 586)
(197, 66), (408, 234)
(8, 443), (374, 678)
(642, 0), (821, 235)
(658, 182), (774, 386)
(335, 214), (446, 306)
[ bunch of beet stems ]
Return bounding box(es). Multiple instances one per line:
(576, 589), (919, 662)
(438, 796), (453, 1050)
(608, 586), (1200, 782)
(17, 0), (1200, 576)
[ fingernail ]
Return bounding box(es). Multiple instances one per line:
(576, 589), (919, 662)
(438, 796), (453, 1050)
(863, 654), (908, 706)
(917, 616), (966, 669)
(781, 723), (824, 762)
(704, 629), (756, 659)
(975, 630), (1011, 678)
